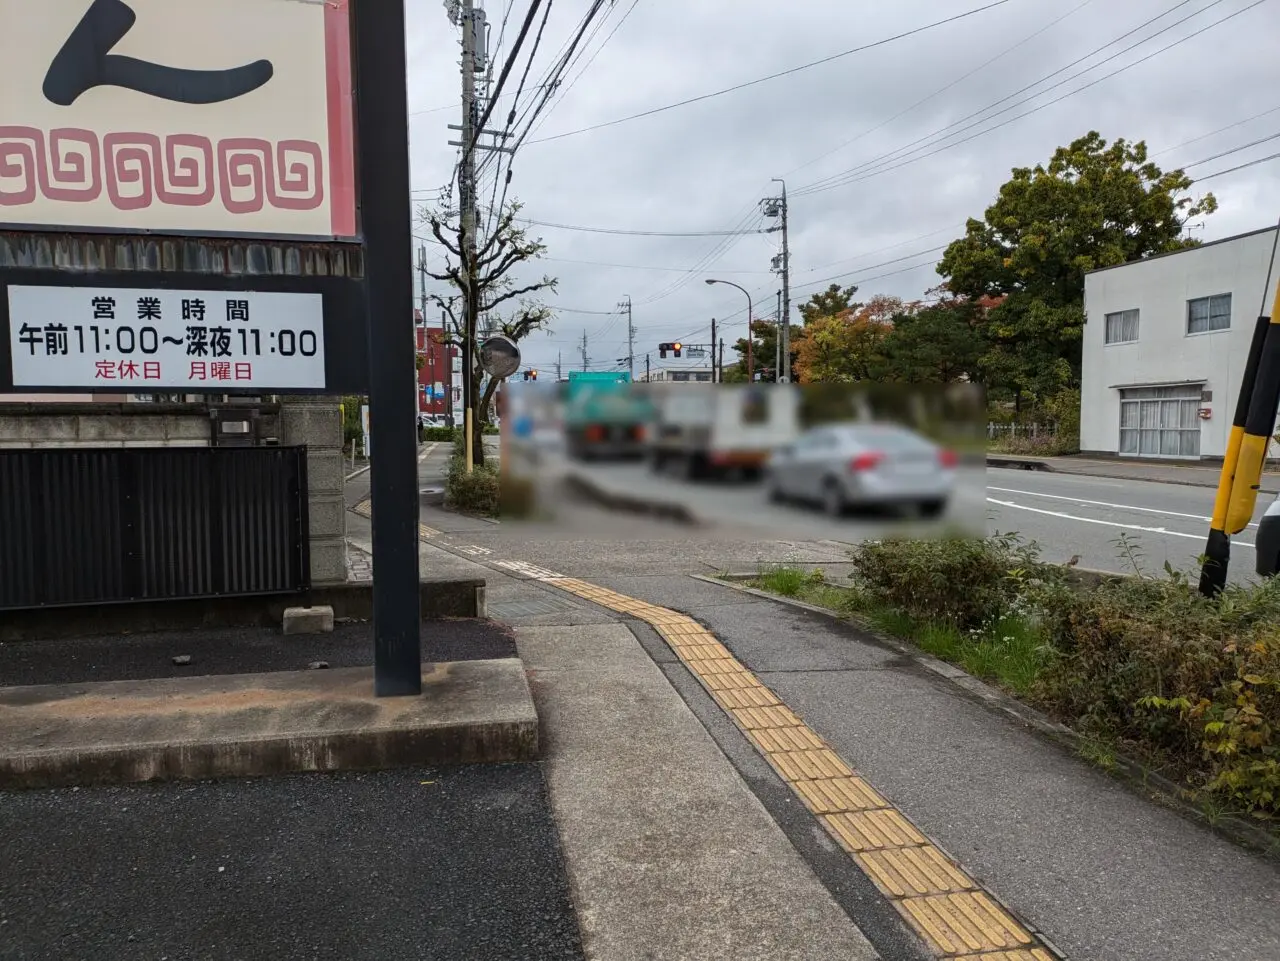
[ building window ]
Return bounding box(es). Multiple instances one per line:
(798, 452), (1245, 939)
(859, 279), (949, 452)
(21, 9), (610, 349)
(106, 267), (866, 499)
(1104, 309), (1139, 344)
(1118, 385), (1202, 458)
(1187, 293), (1232, 335)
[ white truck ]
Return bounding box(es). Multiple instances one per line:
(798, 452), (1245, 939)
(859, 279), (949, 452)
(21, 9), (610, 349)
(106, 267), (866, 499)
(647, 383), (800, 481)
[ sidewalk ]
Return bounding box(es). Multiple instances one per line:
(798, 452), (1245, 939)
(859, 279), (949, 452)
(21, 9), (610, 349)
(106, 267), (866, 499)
(401, 520), (1280, 961)
(989, 453), (1280, 492)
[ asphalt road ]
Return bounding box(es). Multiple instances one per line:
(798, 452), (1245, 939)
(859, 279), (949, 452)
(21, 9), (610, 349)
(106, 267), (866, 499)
(984, 467), (1272, 583)
(0, 766), (584, 961)
(527, 452), (987, 542)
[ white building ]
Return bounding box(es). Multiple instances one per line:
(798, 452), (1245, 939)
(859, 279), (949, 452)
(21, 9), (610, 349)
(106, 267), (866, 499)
(644, 366), (715, 383)
(1081, 225), (1280, 460)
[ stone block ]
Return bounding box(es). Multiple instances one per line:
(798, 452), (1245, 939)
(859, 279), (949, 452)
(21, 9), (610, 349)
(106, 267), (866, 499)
(308, 538), (347, 587)
(307, 496), (346, 541)
(306, 450), (345, 494)
(164, 415), (211, 441)
(280, 407), (341, 449)
(282, 605), (335, 635)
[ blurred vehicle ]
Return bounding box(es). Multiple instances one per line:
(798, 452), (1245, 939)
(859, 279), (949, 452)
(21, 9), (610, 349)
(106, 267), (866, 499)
(649, 384), (799, 481)
(764, 422), (957, 517)
(563, 372), (651, 461)
(1257, 495), (1280, 578)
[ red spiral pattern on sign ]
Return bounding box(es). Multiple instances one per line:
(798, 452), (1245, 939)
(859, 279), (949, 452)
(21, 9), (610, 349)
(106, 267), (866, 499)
(271, 140), (324, 210)
(104, 132), (161, 210)
(0, 126), (42, 206)
(42, 128), (102, 202)
(158, 134), (215, 206)
(0, 127), (325, 217)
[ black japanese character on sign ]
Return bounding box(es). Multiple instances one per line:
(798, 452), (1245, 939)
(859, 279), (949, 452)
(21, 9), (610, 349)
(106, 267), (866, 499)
(137, 297), (162, 321)
(91, 296), (116, 320)
(182, 298), (206, 322)
(226, 300), (250, 322)
(208, 327), (233, 358)
(18, 324), (42, 355)
(186, 327), (209, 357)
(42, 0), (274, 107)
(44, 324), (69, 356)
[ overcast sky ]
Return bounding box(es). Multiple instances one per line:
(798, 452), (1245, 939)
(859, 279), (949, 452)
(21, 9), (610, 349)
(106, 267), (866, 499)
(404, 0), (1280, 377)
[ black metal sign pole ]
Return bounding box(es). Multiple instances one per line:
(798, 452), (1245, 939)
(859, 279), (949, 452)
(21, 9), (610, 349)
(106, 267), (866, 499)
(352, 0), (422, 695)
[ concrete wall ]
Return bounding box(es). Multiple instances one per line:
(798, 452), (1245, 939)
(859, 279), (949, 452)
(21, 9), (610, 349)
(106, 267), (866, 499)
(1081, 226), (1280, 459)
(278, 396), (346, 587)
(0, 400), (346, 587)
(0, 403), (214, 448)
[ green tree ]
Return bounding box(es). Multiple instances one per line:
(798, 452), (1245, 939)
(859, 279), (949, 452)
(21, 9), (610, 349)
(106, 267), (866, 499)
(938, 131), (1216, 404)
(799, 283), (859, 325)
(878, 300), (986, 384)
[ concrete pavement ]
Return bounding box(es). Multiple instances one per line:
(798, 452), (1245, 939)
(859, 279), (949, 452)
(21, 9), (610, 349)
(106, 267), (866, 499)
(400, 509), (1280, 961)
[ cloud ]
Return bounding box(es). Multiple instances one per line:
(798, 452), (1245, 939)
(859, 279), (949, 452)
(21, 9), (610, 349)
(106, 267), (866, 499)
(406, 0), (1280, 375)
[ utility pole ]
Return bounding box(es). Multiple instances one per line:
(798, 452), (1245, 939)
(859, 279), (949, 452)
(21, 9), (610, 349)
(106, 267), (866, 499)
(579, 331), (589, 371)
(446, 0), (508, 470)
(619, 295), (634, 379)
(645, 353), (650, 382)
(719, 338), (725, 380)
(764, 180), (791, 383)
(710, 317), (717, 383)
(775, 289), (782, 382)
(555, 351), (562, 381)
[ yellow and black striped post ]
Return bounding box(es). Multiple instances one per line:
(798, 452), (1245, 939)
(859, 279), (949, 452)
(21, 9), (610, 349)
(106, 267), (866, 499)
(1200, 284), (1280, 595)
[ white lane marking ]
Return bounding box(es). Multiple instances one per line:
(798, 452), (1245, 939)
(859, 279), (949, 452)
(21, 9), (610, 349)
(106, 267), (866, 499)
(457, 544), (493, 557)
(986, 498), (1256, 549)
(987, 486), (1262, 530)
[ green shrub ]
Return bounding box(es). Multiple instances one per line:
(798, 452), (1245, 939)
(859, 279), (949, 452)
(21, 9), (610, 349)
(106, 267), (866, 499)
(421, 426), (458, 443)
(847, 532), (1045, 632)
(445, 455), (499, 516)
(1039, 573), (1280, 817)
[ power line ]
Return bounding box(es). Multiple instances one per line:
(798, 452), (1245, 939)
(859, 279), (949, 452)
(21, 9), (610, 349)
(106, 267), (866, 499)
(522, 0), (645, 143)
(515, 216), (774, 237)
(793, 0), (1265, 197)
(468, 0), (544, 156)
(1182, 130), (1280, 169)
(1153, 102), (1280, 157)
(1196, 150), (1280, 181)
(525, 0), (1017, 145)
(792, 0), (1212, 195)
(785, 0), (1095, 179)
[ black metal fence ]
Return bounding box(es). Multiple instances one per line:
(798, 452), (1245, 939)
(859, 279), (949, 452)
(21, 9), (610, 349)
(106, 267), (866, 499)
(0, 447), (309, 610)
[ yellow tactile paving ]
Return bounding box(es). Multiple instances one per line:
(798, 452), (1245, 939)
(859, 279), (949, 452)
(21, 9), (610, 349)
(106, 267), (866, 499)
(766, 749), (854, 782)
(899, 893), (1035, 956)
(529, 574), (1057, 960)
(712, 687), (781, 710)
(856, 847), (976, 898)
(821, 809), (927, 852)
(745, 725), (826, 754)
(794, 776), (890, 815)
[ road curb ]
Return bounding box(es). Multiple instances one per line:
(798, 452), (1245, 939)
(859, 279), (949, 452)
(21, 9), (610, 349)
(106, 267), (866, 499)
(692, 573), (1280, 863)
(563, 471), (702, 526)
(0, 658), (539, 789)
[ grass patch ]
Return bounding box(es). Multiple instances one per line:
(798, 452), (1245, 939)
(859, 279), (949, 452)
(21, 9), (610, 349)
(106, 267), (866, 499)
(738, 535), (1280, 829)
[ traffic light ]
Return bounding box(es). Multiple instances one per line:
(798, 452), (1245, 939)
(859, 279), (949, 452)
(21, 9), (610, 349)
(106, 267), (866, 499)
(658, 342), (683, 358)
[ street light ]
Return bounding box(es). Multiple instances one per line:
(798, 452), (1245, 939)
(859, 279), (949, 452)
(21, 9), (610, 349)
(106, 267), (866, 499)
(705, 278), (753, 381)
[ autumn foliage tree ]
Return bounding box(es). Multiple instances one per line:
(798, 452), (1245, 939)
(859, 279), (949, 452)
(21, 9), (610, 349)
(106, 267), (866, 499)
(792, 295), (903, 384)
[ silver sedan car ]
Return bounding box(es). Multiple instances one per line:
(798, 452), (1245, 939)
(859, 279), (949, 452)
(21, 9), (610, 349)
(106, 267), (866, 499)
(764, 423), (957, 517)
